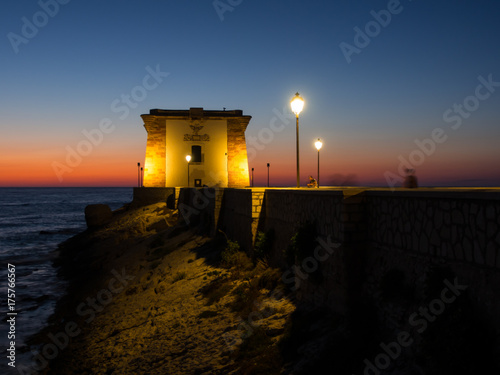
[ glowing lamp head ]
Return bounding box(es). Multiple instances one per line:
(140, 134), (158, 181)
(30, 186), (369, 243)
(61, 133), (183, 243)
(290, 92), (304, 116)
(315, 138), (323, 151)
(186, 155), (192, 162)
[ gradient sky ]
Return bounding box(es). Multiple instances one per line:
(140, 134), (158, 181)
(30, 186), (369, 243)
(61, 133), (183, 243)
(1, 0), (499, 187)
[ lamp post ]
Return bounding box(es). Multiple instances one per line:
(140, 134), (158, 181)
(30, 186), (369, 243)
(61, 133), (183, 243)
(251, 167), (254, 187)
(291, 92), (304, 188)
(186, 155), (191, 187)
(267, 163), (270, 187)
(137, 162), (140, 188)
(314, 138), (323, 188)
(140, 167), (143, 187)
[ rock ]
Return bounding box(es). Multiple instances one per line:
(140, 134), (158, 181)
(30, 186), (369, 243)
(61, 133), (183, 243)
(85, 204), (112, 228)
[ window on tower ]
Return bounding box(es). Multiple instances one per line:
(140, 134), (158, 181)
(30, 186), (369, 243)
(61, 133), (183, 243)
(191, 145), (202, 163)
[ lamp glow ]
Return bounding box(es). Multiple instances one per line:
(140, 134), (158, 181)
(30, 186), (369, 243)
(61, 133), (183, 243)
(186, 155), (191, 187)
(290, 92), (304, 116)
(315, 138), (323, 151)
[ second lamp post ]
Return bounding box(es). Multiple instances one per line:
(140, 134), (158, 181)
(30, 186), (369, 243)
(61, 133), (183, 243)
(315, 138), (323, 188)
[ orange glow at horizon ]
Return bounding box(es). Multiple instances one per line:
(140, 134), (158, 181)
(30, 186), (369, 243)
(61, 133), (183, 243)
(1, 150), (143, 187)
(2, 130), (499, 188)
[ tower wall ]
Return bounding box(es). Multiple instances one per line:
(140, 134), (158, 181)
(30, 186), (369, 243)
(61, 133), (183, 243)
(227, 118), (250, 188)
(142, 115), (166, 187)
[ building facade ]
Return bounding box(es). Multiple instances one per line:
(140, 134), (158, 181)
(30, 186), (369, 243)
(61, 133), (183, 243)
(141, 107), (251, 188)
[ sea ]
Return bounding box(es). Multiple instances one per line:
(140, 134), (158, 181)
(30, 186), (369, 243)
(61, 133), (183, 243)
(0, 187), (133, 373)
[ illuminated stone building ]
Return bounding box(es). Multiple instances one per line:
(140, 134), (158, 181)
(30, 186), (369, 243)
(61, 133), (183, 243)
(141, 107), (251, 188)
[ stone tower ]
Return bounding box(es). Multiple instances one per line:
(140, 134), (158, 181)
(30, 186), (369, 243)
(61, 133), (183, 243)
(141, 108), (251, 188)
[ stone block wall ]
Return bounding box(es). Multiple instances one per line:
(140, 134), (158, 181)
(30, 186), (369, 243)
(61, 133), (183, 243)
(365, 191), (500, 268)
(262, 189), (344, 252)
(142, 116), (166, 187)
(227, 119), (251, 188)
(216, 188), (253, 251)
(212, 187), (500, 335)
(251, 189), (265, 240)
(132, 187), (174, 207)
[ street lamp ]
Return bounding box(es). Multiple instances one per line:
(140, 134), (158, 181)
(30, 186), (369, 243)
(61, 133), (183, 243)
(137, 162), (141, 188)
(267, 163), (270, 187)
(291, 92), (304, 188)
(315, 138), (323, 188)
(251, 167), (254, 187)
(186, 155), (191, 187)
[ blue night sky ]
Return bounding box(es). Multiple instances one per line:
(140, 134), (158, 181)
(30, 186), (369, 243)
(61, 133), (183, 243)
(1, 0), (499, 187)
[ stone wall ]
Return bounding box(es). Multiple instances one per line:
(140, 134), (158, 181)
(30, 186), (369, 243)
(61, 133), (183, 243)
(213, 187), (500, 339)
(216, 188), (253, 252)
(227, 118), (251, 188)
(142, 116), (166, 187)
(261, 189), (344, 250)
(365, 190), (500, 268)
(132, 187), (174, 207)
(359, 190), (500, 336)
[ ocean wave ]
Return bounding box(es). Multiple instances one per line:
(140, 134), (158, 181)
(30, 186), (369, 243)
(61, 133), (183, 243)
(39, 227), (83, 235)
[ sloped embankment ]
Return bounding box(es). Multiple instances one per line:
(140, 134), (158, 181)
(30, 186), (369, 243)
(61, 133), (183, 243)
(33, 203), (295, 375)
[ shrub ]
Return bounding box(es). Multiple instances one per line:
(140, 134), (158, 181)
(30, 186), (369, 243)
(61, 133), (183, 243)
(221, 239), (241, 265)
(254, 229), (275, 260)
(221, 240), (253, 272)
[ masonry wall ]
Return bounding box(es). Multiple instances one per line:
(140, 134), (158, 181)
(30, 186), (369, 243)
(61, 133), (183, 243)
(142, 116), (166, 187)
(132, 187), (175, 207)
(360, 190), (500, 336)
(216, 188), (253, 252)
(227, 119), (250, 188)
(365, 190), (500, 267)
(261, 189), (343, 256)
(213, 188), (500, 339)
